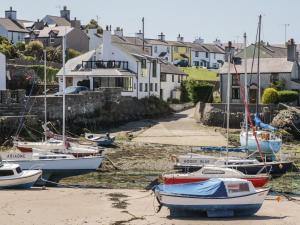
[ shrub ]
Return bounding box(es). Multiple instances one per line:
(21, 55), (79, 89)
(30, 65), (59, 83)
(185, 80), (214, 104)
(16, 42), (26, 51)
(180, 80), (190, 102)
(25, 41), (44, 60)
(278, 90), (299, 103)
(67, 48), (81, 60)
(262, 88), (279, 104)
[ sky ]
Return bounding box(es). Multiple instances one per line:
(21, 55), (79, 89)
(1, 0), (299, 44)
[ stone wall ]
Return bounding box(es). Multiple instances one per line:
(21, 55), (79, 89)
(194, 102), (278, 128)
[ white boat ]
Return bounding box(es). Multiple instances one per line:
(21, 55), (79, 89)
(154, 178), (269, 217)
(0, 162), (42, 189)
(1, 151), (104, 185)
(162, 166), (269, 187)
(14, 139), (65, 152)
(85, 133), (115, 146)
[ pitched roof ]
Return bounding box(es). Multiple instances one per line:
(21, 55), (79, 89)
(186, 42), (207, 52)
(201, 44), (225, 54)
(0, 18), (28, 33)
(160, 60), (187, 75)
(219, 58), (295, 74)
(43, 15), (71, 26)
(236, 44), (287, 58)
(28, 26), (73, 38)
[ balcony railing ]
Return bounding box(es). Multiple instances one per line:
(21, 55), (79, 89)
(82, 60), (129, 70)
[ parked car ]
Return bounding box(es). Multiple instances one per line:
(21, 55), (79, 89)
(54, 86), (89, 96)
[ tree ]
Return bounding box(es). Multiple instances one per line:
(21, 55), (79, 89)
(85, 19), (103, 34)
(67, 48), (81, 60)
(262, 88), (279, 104)
(16, 42), (26, 52)
(24, 41), (44, 60)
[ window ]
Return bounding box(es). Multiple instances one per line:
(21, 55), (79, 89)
(141, 59), (147, 69)
(174, 46), (178, 53)
(232, 74), (239, 86)
(49, 34), (55, 44)
(194, 61), (200, 67)
(270, 73), (279, 83)
(214, 53), (216, 59)
(16, 167), (22, 174)
(202, 169), (225, 175)
(232, 87), (240, 100)
(167, 47), (170, 53)
(152, 60), (157, 77)
(172, 75), (174, 82)
(178, 75), (180, 83)
(205, 52), (209, 58)
(145, 83), (148, 92)
(134, 83), (136, 90)
(160, 74), (166, 82)
(195, 51), (199, 57)
(227, 183), (250, 193)
(0, 170), (14, 176)
(155, 83), (158, 92)
(154, 46), (158, 53)
(150, 83), (153, 91)
(139, 83), (143, 92)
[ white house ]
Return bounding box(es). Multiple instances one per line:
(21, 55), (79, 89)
(0, 7), (29, 44)
(57, 28), (187, 101)
(0, 53), (6, 90)
(86, 28), (102, 50)
(147, 33), (172, 63)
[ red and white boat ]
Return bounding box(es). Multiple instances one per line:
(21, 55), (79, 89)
(162, 166), (269, 188)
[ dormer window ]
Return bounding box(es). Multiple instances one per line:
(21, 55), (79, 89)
(49, 33), (55, 44)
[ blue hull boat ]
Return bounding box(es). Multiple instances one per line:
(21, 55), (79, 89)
(154, 178), (269, 218)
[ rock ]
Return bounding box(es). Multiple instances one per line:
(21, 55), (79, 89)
(272, 106), (300, 139)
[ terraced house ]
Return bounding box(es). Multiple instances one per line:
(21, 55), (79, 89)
(57, 27), (187, 101)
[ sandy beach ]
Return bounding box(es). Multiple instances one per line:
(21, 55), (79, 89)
(0, 188), (299, 225)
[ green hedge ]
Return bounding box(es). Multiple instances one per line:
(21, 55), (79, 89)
(30, 65), (59, 83)
(262, 88), (278, 104)
(182, 80), (213, 104)
(278, 90), (299, 103)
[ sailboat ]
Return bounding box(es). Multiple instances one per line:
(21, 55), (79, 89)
(3, 35), (105, 185)
(239, 15), (282, 155)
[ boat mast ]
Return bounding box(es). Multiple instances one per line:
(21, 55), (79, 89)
(62, 34), (66, 147)
(244, 33), (248, 148)
(226, 42), (232, 163)
(256, 15), (262, 112)
(44, 49), (47, 142)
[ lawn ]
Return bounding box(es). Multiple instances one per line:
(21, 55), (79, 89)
(180, 67), (219, 81)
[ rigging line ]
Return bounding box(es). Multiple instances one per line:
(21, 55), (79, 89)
(249, 24), (260, 86)
(232, 60), (266, 165)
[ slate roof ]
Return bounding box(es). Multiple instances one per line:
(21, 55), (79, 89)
(0, 18), (28, 33)
(43, 15), (71, 26)
(160, 60), (187, 75)
(201, 44), (225, 54)
(219, 58), (295, 74)
(236, 44), (287, 58)
(28, 26), (73, 38)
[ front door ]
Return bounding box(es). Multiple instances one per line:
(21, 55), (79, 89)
(249, 89), (257, 103)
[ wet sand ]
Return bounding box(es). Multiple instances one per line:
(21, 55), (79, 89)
(0, 188), (299, 225)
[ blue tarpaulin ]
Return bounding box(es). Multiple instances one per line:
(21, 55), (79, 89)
(193, 146), (247, 153)
(255, 114), (276, 131)
(156, 179), (228, 198)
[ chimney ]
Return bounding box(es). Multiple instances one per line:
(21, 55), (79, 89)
(158, 32), (165, 41)
(5, 6), (17, 20)
(225, 41), (234, 62)
(135, 30), (143, 39)
(114, 27), (123, 37)
(102, 27), (112, 60)
(177, 34), (184, 42)
(60, 6), (70, 21)
(213, 39), (222, 47)
(287, 38), (297, 62)
(194, 36), (204, 44)
(34, 19), (45, 30)
(71, 17), (81, 29)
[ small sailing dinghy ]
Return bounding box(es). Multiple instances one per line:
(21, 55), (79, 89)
(162, 166), (269, 187)
(154, 178), (269, 217)
(0, 161), (42, 189)
(85, 133), (115, 146)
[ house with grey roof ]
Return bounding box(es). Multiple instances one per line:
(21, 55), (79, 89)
(219, 40), (300, 105)
(0, 7), (30, 44)
(25, 26), (89, 52)
(57, 27), (187, 101)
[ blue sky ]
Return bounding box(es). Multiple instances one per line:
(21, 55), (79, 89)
(1, 0), (299, 44)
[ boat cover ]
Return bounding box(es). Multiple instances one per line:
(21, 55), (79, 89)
(193, 146), (247, 153)
(156, 179), (228, 198)
(255, 114), (276, 131)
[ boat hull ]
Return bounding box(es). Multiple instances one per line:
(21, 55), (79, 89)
(174, 161), (293, 176)
(0, 170), (42, 189)
(163, 176), (269, 187)
(156, 189), (268, 217)
(3, 157), (104, 186)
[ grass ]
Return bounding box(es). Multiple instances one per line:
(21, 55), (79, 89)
(180, 67), (219, 81)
